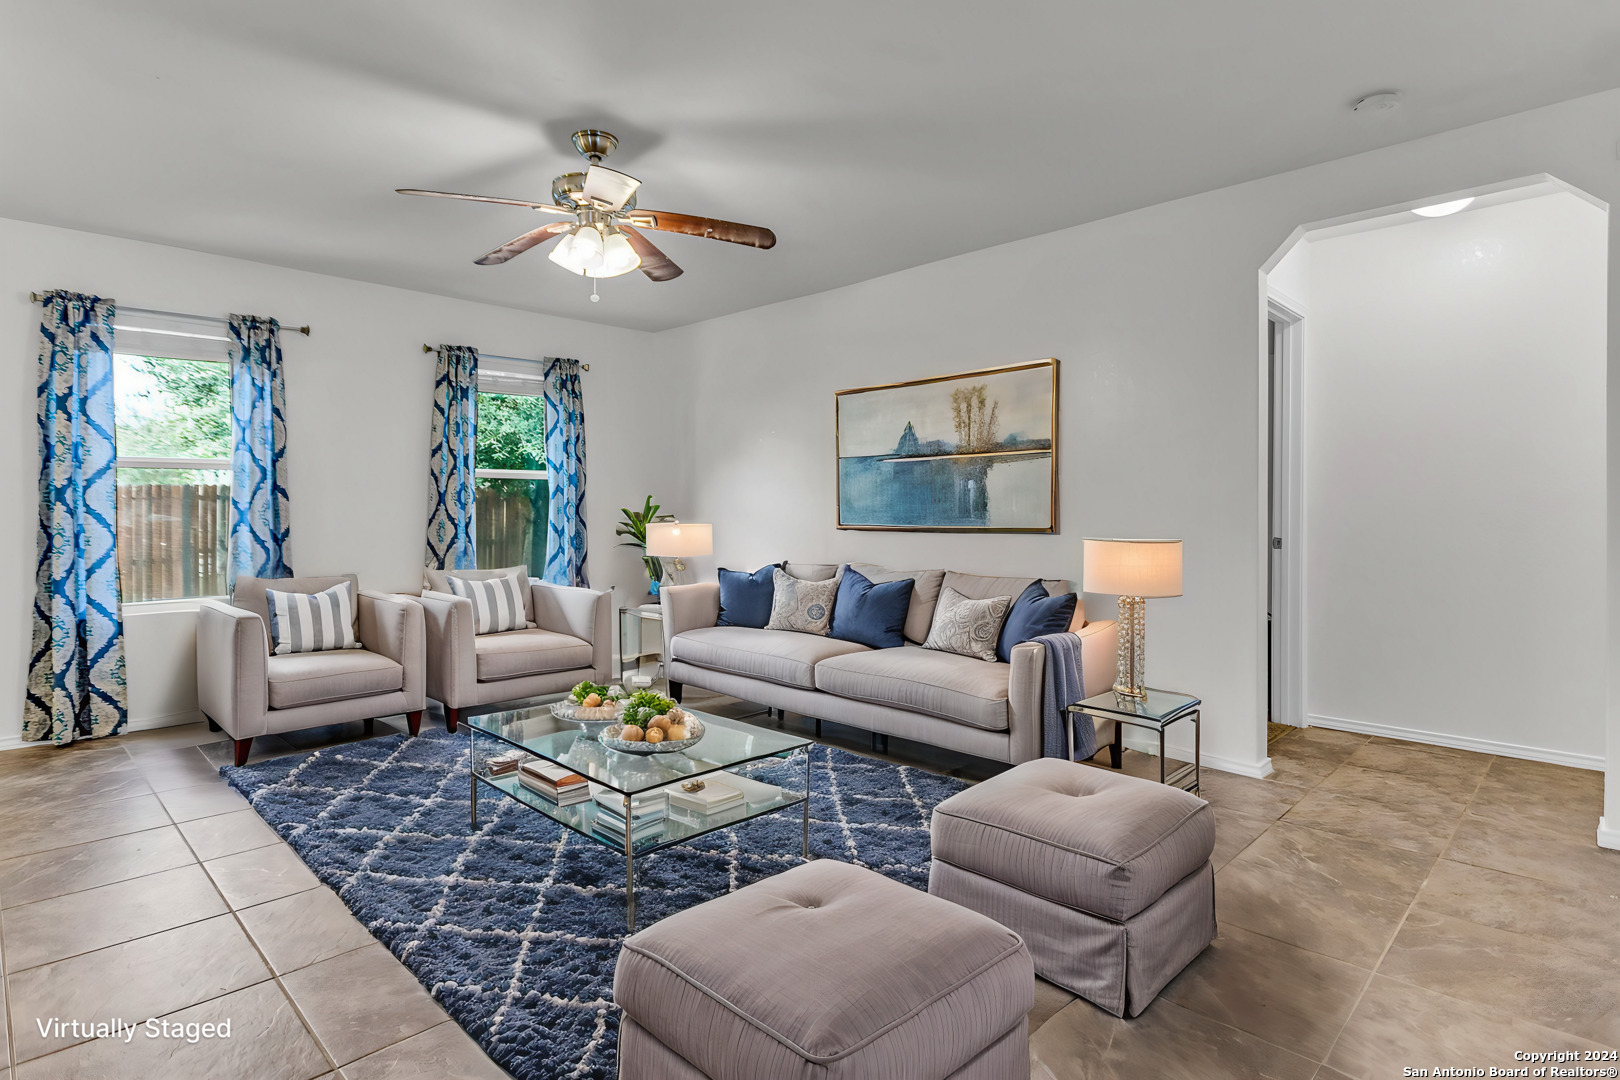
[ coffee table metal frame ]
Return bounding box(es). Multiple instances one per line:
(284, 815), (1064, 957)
(467, 697), (812, 931)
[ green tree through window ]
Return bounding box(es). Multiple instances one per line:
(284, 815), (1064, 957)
(474, 392), (548, 572)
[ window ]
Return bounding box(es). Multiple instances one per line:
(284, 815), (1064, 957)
(474, 389), (548, 572)
(114, 353), (231, 601)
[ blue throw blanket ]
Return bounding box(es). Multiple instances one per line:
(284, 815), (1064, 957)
(1036, 632), (1094, 760)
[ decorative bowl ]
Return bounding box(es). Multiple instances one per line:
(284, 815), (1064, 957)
(550, 699), (625, 738)
(600, 716), (706, 755)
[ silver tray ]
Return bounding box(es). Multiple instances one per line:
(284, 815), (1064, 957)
(550, 699), (625, 737)
(600, 716), (706, 755)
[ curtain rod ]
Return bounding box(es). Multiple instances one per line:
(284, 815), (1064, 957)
(420, 343), (588, 371)
(27, 294), (311, 336)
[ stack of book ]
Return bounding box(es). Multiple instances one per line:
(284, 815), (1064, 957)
(592, 788), (668, 843)
(517, 762), (591, 806)
(485, 749), (529, 777)
(667, 778), (745, 815)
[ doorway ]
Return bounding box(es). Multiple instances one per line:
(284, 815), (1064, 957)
(1266, 301), (1303, 729)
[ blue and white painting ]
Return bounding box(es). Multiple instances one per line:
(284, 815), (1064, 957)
(837, 360), (1057, 531)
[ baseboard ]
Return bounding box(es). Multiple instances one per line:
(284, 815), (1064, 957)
(1306, 713), (1605, 772)
(1117, 729), (1273, 779)
(1599, 817), (1620, 852)
(0, 709), (206, 753)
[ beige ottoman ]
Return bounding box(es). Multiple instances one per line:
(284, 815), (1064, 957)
(929, 758), (1215, 1018)
(614, 859), (1033, 1079)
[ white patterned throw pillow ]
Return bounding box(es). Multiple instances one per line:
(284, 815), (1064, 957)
(766, 567), (840, 636)
(448, 573), (529, 635)
(265, 582), (362, 655)
(922, 586), (1014, 662)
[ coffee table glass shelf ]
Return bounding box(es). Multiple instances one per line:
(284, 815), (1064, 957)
(467, 693), (812, 930)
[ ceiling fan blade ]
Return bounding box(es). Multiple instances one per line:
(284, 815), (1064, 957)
(626, 210), (776, 250)
(474, 222), (573, 265)
(582, 165), (641, 211)
(397, 188), (574, 217)
(620, 226), (683, 281)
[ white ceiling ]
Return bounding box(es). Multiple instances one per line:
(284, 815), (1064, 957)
(5, 0), (1620, 332)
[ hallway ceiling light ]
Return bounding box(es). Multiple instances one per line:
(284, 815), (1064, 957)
(1411, 197), (1475, 217)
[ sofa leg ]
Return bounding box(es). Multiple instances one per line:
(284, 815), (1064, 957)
(445, 707), (459, 734)
(1110, 725), (1124, 769)
(233, 738), (253, 767)
(364, 717), (375, 736)
(815, 718), (822, 738)
(205, 715), (221, 733)
(669, 681), (683, 703)
(407, 710), (423, 737)
(872, 733), (888, 754)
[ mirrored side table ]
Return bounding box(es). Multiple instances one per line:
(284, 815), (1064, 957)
(618, 603), (664, 686)
(1067, 689), (1201, 793)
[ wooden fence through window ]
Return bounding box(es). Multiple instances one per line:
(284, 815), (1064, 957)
(476, 485), (547, 573)
(116, 484), (229, 602)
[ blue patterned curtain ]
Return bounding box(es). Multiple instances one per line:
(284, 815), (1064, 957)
(543, 357), (588, 587)
(27, 291), (128, 744)
(228, 316), (292, 581)
(426, 345), (479, 570)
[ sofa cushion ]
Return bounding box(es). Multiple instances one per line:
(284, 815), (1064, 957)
(931, 758), (1214, 922)
(847, 564), (946, 644)
(814, 645), (1012, 731)
(780, 561), (840, 581)
(765, 568), (840, 636)
(829, 568), (913, 649)
(475, 628), (594, 681)
(614, 860), (1032, 1080)
(672, 626), (869, 690)
(717, 565), (778, 628)
(425, 564), (535, 625)
(266, 649), (403, 710)
(997, 582), (1080, 662)
(922, 586), (1015, 663)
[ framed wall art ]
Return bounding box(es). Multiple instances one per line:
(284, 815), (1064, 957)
(835, 359), (1058, 532)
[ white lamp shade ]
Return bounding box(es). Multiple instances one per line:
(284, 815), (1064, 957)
(645, 522), (713, 558)
(589, 230), (642, 278)
(1082, 538), (1183, 597)
(572, 226), (605, 270)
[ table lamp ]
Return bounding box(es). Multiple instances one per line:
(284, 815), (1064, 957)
(645, 522), (713, 587)
(1082, 538), (1183, 699)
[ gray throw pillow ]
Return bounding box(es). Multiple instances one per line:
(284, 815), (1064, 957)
(766, 567), (840, 635)
(922, 586), (1014, 662)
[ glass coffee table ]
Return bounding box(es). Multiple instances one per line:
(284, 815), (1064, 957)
(467, 694), (812, 930)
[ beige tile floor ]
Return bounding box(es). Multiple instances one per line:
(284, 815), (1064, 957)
(0, 706), (1614, 1080)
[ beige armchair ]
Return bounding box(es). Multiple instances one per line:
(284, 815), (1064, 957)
(418, 569), (612, 731)
(197, 575), (426, 766)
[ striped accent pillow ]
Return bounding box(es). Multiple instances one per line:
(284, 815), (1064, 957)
(265, 582), (362, 655)
(447, 573), (529, 635)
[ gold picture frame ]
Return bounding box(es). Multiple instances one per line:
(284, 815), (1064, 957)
(835, 359), (1058, 532)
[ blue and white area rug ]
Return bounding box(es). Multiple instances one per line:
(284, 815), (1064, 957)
(221, 729), (968, 1080)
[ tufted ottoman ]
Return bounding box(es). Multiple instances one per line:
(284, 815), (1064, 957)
(928, 758), (1215, 1018)
(613, 859), (1034, 1079)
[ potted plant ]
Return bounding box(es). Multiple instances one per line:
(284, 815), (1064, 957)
(616, 496), (676, 596)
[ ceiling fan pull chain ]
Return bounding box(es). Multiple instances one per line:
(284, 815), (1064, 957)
(590, 277), (600, 303)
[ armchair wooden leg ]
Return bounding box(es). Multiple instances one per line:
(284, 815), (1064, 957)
(445, 707), (459, 734)
(205, 715), (221, 733)
(669, 681), (683, 703)
(233, 738), (253, 767)
(407, 711), (423, 737)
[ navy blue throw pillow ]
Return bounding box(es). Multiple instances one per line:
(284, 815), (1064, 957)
(996, 582), (1079, 662)
(829, 568), (914, 649)
(717, 565), (779, 628)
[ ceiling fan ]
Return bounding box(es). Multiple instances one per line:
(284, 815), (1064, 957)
(398, 130), (776, 288)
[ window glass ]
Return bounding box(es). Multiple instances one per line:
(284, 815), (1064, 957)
(114, 355), (231, 601)
(474, 392), (548, 572)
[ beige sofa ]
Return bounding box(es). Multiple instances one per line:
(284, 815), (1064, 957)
(418, 568), (612, 731)
(661, 563), (1117, 765)
(198, 574), (426, 766)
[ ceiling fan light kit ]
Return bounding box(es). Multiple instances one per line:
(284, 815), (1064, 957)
(398, 129), (776, 299)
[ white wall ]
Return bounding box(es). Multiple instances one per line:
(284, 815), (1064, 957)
(0, 217), (684, 746)
(1297, 194), (1606, 765)
(666, 88), (1620, 786)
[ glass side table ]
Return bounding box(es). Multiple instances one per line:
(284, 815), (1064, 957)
(618, 604), (663, 686)
(1067, 689), (1201, 793)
